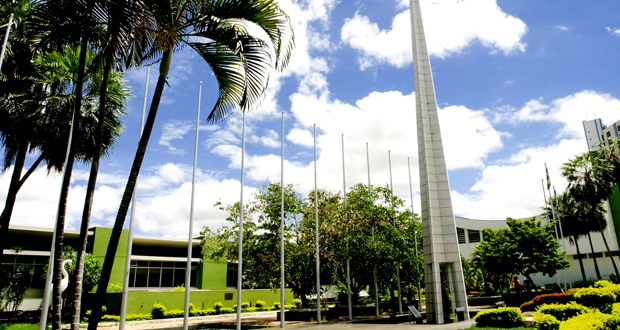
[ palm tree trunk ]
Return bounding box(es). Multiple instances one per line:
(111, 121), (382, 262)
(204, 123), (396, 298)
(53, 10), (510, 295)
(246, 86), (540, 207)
(87, 49), (173, 330)
(0, 144), (27, 264)
(0, 150), (44, 264)
(51, 35), (89, 330)
(70, 53), (113, 330)
(599, 230), (620, 278)
(574, 236), (587, 283)
(587, 232), (602, 280)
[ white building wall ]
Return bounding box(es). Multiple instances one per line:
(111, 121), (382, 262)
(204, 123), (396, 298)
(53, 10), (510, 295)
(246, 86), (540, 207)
(456, 209), (620, 287)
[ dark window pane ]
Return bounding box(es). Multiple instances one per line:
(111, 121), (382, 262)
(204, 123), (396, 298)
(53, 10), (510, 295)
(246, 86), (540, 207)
(457, 228), (466, 244)
(129, 268), (136, 287)
(174, 269), (185, 287)
(161, 269), (173, 287)
(150, 261), (162, 268)
(135, 268), (148, 287)
(162, 262), (174, 267)
(468, 230), (481, 243)
(190, 269), (197, 287)
(148, 268), (161, 287)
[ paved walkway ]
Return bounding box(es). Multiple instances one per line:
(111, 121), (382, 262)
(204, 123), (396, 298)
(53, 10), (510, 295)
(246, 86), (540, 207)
(93, 311), (477, 330)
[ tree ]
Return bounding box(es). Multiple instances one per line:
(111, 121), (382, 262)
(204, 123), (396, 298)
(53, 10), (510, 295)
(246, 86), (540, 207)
(562, 151), (619, 279)
(472, 218), (569, 290)
(89, 2), (293, 328)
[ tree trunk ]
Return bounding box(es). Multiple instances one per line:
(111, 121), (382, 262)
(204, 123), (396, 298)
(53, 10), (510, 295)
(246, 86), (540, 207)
(0, 151), (44, 267)
(51, 33), (89, 330)
(599, 230), (620, 279)
(0, 144), (27, 264)
(87, 49), (173, 330)
(574, 236), (587, 283)
(70, 51), (113, 330)
(587, 232), (602, 280)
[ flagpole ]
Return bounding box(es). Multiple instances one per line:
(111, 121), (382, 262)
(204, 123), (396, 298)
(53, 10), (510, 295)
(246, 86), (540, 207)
(314, 124), (321, 324)
(280, 112), (285, 329)
(119, 64), (150, 330)
(0, 10), (14, 72)
(183, 81), (202, 330)
(236, 112), (246, 330)
(388, 150), (403, 313)
(543, 165), (564, 292)
(553, 186), (570, 291)
(408, 157), (421, 309)
(342, 134), (352, 321)
(366, 143), (379, 317)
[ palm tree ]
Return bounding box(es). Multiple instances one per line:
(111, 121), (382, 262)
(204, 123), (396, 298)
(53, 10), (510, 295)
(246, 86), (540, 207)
(87, 1), (294, 328)
(562, 152), (619, 280)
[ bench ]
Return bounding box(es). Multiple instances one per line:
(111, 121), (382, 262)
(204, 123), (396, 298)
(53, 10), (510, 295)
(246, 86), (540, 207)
(407, 304), (423, 324)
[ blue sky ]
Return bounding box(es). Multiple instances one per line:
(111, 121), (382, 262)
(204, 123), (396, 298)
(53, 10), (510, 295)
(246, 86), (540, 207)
(3, 0), (620, 238)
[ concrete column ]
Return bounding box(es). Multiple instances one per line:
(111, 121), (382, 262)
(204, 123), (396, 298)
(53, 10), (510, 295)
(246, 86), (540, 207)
(409, 0), (469, 324)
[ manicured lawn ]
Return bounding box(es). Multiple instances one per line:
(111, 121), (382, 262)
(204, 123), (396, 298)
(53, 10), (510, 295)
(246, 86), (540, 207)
(465, 326), (529, 330)
(0, 324), (39, 330)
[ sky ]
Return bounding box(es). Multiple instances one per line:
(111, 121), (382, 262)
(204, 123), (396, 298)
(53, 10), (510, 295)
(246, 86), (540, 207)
(3, 0), (620, 239)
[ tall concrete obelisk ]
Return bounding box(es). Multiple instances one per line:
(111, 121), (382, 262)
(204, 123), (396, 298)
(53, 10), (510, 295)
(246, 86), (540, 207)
(409, 0), (469, 324)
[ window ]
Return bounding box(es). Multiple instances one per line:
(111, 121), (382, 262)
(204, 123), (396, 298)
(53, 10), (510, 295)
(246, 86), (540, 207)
(590, 252), (603, 259)
(468, 230), (481, 243)
(226, 262), (238, 287)
(457, 228), (466, 244)
(607, 131), (612, 138)
(0, 254), (48, 289)
(129, 260), (198, 288)
(607, 251), (620, 257)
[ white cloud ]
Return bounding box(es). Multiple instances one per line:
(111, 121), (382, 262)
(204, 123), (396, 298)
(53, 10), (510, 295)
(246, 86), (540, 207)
(606, 27), (620, 36)
(287, 128), (314, 147)
(503, 90), (620, 139)
(341, 0), (528, 69)
(555, 25), (569, 32)
(159, 120), (194, 154)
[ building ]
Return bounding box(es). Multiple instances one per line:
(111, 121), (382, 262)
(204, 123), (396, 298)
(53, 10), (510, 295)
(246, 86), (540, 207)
(1, 226), (290, 314)
(583, 118), (620, 150)
(455, 187), (620, 287)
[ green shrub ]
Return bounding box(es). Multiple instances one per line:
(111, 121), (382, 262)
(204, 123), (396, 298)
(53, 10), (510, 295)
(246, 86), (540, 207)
(284, 304), (295, 309)
(220, 307), (235, 314)
(152, 303), (166, 319)
(101, 314), (121, 322)
(1, 325), (38, 330)
(473, 307), (525, 328)
(126, 313), (152, 321)
(273, 302), (281, 309)
(536, 302), (592, 321)
(173, 283), (185, 291)
(164, 309), (184, 318)
(533, 313), (560, 330)
(559, 311), (620, 330)
(247, 307), (260, 312)
(214, 301), (223, 314)
(574, 287), (616, 313)
(241, 302), (250, 309)
(594, 280), (613, 288)
(255, 300), (266, 308)
(522, 293), (575, 312)
(293, 298), (302, 308)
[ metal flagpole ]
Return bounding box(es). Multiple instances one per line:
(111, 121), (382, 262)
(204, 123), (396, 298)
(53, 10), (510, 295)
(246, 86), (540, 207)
(0, 12), (13, 72)
(388, 151), (403, 313)
(40, 106), (78, 330)
(183, 81), (202, 330)
(342, 134), (352, 321)
(407, 157), (422, 310)
(545, 164), (567, 292)
(314, 124), (321, 324)
(120, 64), (150, 330)
(236, 112), (247, 330)
(542, 178), (563, 292)
(553, 186), (570, 291)
(280, 112), (285, 328)
(366, 143), (379, 317)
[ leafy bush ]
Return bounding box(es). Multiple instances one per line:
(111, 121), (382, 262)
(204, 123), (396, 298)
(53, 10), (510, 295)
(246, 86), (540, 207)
(173, 283), (185, 291)
(536, 302), (591, 321)
(0, 324), (38, 330)
(559, 311), (620, 330)
(473, 307), (525, 328)
(164, 309), (184, 318)
(273, 302), (281, 309)
(533, 313), (559, 330)
(593, 280), (620, 302)
(214, 301), (223, 314)
(101, 315), (121, 322)
(293, 298), (302, 308)
(284, 304), (296, 309)
(220, 307), (235, 314)
(574, 287), (616, 313)
(152, 303), (166, 319)
(255, 300), (266, 308)
(246, 307), (260, 312)
(126, 313), (152, 321)
(242, 302), (250, 309)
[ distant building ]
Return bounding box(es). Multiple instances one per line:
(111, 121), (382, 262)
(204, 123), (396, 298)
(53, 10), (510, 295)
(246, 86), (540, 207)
(583, 118), (620, 150)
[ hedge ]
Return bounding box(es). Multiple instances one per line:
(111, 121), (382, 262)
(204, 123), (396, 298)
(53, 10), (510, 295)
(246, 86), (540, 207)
(559, 311), (620, 330)
(521, 293), (575, 312)
(533, 313), (559, 330)
(473, 307), (525, 328)
(536, 302), (591, 321)
(573, 287), (616, 314)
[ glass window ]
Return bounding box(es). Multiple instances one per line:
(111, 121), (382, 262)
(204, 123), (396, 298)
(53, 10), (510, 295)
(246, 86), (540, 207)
(457, 228), (466, 244)
(161, 269), (174, 287)
(148, 268), (161, 287)
(135, 268), (148, 287)
(468, 230), (481, 243)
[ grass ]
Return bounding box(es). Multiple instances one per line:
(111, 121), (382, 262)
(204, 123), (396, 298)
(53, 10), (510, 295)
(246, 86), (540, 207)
(0, 324), (39, 330)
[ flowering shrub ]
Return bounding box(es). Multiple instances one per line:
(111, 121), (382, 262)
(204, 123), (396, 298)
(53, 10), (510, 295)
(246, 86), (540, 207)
(521, 292), (574, 311)
(152, 303), (166, 319)
(255, 300), (266, 308)
(473, 307), (525, 328)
